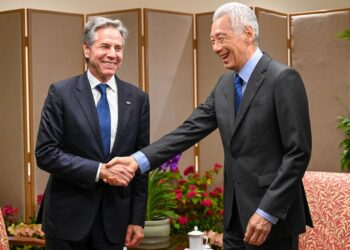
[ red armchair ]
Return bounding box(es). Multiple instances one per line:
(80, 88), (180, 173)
(0, 210), (9, 250)
(299, 171), (350, 249)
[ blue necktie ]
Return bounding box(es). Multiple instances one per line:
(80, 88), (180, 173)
(96, 84), (111, 158)
(234, 74), (243, 114)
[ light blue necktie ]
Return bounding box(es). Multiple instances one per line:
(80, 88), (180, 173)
(96, 84), (111, 158)
(234, 74), (243, 114)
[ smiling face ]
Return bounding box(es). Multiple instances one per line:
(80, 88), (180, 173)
(210, 15), (256, 72)
(83, 26), (123, 82)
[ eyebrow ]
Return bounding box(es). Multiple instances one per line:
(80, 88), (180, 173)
(210, 32), (227, 39)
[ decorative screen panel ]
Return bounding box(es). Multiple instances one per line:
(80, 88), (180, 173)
(144, 9), (194, 170)
(290, 9), (350, 172)
(28, 10), (85, 209)
(256, 8), (288, 64)
(0, 10), (25, 216)
(196, 12), (227, 184)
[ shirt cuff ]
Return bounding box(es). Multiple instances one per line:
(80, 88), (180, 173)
(256, 208), (279, 225)
(132, 151), (151, 174)
(95, 163), (102, 182)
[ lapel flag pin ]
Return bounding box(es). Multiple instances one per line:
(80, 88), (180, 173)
(126, 101), (131, 105)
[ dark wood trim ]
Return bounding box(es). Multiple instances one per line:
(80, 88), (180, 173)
(8, 236), (45, 247)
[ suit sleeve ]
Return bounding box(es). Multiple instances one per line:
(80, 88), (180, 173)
(35, 84), (99, 189)
(141, 85), (219, 170)
(258, 68), (312, 220)
(129, 93), (150, 226)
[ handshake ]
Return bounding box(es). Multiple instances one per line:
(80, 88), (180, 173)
(99, 156), (140, 186)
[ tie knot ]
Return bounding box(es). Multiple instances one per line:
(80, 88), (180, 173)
(234, 74), (243, 86)
(97, 83), (108, 95)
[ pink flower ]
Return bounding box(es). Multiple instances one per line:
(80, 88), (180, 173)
(201, 192), (208, 197)
(219, 210), (224, 216)
(2, 204), (18, 216)
(187, 191), (196, 198)
(178, 216), (188, 225)
(176, 193), (183, 200)
(214, 187), (223, 194)
(37, 194), (44, 205)
(178, 179), (187, 185)
(175, 189), (182, 194)
(202, 199), (212, 207)
(183, 165), (195, 176)
(189, 185), (196, 191)
(214, 163), (223, 173)
(206, 210), (213, 216)
(209, 191), (217, 197)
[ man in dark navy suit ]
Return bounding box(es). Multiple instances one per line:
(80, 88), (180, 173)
(36, 17), (149, 250)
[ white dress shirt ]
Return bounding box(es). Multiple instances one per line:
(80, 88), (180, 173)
(87, 70), (118, 181)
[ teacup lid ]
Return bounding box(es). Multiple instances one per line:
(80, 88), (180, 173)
(188, 226), (204, 236)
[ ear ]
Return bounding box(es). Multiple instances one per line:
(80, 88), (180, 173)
(83, 43), (90, 59)
(244, 26), (254, 43)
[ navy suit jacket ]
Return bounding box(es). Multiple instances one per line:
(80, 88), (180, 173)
(141, 54), (312, 239)
(35, 72), (149, 243)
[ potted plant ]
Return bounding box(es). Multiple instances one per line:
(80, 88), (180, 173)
(140, 155), (224, 249)
(139, 155), (180, 249)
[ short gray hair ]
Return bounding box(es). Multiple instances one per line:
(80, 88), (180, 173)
(213, 2), (259, 45)
(83, 16), (128, 47)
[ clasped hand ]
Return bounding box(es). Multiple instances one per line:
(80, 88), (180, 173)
(100, 156), (139, 186)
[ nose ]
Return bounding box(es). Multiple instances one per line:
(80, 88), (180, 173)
(107, 47), (117, 57)
(212, 40), (222, 53)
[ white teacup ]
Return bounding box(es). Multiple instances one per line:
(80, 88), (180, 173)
(188, 226), (208, 250)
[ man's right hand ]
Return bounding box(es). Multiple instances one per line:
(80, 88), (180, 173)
(100, 156), (139, 186)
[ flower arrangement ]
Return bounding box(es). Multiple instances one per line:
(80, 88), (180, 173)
(1, 204), (20, 230)
(156, 155), (224, 235)
(1, 197), (45, 249)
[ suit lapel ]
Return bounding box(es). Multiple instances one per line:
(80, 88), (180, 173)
(74, 73), (104, 153)
(231, 54), (270, 138)
(110, 77), (132, 154)
(222, 73), (236, 135)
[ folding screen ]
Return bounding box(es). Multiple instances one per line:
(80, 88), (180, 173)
(0, 9), (26, 218)
(87, 9), (142, 88)
(255, 7), (288, 65)
(28, 10), (84, 217)
(144, 9), (194, 169)
(196, 12), (227, 186)
(290, 9), (350, 172)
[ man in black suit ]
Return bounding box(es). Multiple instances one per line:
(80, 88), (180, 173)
(108, 2), (313, 250)
(35, 17), (149, 250)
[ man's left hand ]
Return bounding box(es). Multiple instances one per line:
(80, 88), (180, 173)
(244, 212), (272, 246)
(125, 224), (144, 248)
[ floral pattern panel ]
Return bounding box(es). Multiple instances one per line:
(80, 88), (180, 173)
(0, 209), (9, 250)
(299, 171), (350, 250)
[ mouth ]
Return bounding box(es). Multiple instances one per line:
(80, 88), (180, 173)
(219, 53), (230, 63)
(103, 61), (117, 67)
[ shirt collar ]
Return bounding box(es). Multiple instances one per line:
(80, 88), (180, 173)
(237, 48), (263, 83)
(87, 70), (117, 92)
